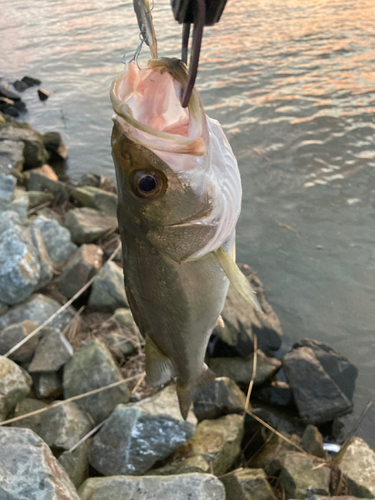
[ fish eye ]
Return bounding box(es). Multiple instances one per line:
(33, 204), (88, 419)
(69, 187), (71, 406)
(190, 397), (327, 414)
(131, 170), (166, 199)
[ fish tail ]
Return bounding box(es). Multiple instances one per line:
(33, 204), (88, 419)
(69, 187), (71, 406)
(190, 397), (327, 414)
(177, 364), (216, 420)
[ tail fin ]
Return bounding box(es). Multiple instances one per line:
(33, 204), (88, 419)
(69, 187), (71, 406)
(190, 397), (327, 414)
(176, 364), (216, 420)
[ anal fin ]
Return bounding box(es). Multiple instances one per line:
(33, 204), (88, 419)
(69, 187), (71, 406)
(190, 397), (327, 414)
(213, 246), (261, 311)
(145, 335), (174, 386)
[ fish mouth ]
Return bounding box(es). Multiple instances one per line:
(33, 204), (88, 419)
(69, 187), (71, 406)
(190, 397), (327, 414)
(110, 58), (207, 156)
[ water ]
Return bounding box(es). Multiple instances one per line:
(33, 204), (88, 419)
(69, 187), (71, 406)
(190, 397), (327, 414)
(1, 0), (375, 413)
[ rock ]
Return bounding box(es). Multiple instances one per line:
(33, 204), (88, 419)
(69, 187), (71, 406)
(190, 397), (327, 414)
(72, 185), (118, 216)
(208, 351), (281, 385)
(0, 427), (80, 500)
(167, 414), (244, 476)
(101, 332), (136, 356)
(0, 122), (48, 168)
(0, 139), (24, 178)
(13, 79), (29, 92)
(254, 380), (293, 407)
(213, 264), (283, 357)
(336, 436), (375, 498)
(33, 371), (63, 398)
(58, 441), (90, 489)
(0, 211), (41, 304)
(31, 215), (77, 265)
(28, 167), (71, 204)
(63, 339), (130, 423)
(0, 293), (75, 333)
(78, 173), (101, 188)
(193, 377), (246, 421)
(56, 244), (103, 299)
(21, 75), (41, 87)
(0, 86), (21, 101)
(0, 301), (8, 314)
(221, 468), (278, 500)
(38, 88), (50, 101)
(0, 319), (39, 362)
(11, 397), (48, 433)
(282, 343), (354, 424)
(250, 431), (302, 476)
(0, 174), (28, 219)
(39, 402), (93, 451)
(29, 225), (54, 288)
(64, 207), (118, 245)
(113, 307), (140, 337)
(300, 425), (325, 458)
(0, 356), (32, 420)
(78, 473), (225, 500)
(10, 187), (29, 222)
(26, 190), (54, 208)
(43, 131), (68, 161)
(28, 327), (73, 372)
(28, 162), (58, 181)
(88, 261), (128, 310)
(279, 451), (331, 499)
(248, 402), (306, 436)
(35, 206), (63, 224)
(90, 384), (196, 476)
(0, 172), (16, 202)
(293, 339), (358, 401)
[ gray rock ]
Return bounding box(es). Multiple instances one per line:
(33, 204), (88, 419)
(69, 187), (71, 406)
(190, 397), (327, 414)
(333, 405), (375, 452)
(11, 397), (48, 434)
(213, 264), (283, 356)
(35, 206), (63, 224)
(113, 308), (140, 336)
(63, 339), (130, 423)
(0, 122), (49, 168)
(78, 473), (225, 500)
(255, 380), (293, 407)
(0, 293), (75, 332)
(193, 376), (246, 421)
(39, 402), (93, 451)
(30, 225), (54, 289)
(221, 468), (278, 500)
(102, 332), (136, 356)
(293, 339), (358, 401)
(336, 436), (375, 498)
(72, 185), (118, 216)
(9, 188), (29, 222)
(88, 261), (128, 310)
(43, 131), (68, 161)
(28, 169), (71, 204)
(0, 173), (16, 202)
(248, 403), (306, 436)
(279, 451), (331, 499)
(31, 215), (77, 265)
(90, 385), (196, 476)
(0, 319), (39, 362)
(64, 207), (118, 245)
(250, 431), (302, 476)
(0, 301), (8, 315)
(0, 212), (41, 304)
(33, 371), (63, 398)
(208, 351), (281, 385)
(77, 173), (101, 188)
(0, 427), (80, 500)
(28, 327), (73, 372)
(300, 425), (325, 458)
(56, 244), (103, 299)
(0, 356), (32, 420)
(58, 441), (90, 489)
(163, 414), (244, 476)
(0, 139), (24, 178)
(282, 345), (354, 424)
(26, 190), (54, 208)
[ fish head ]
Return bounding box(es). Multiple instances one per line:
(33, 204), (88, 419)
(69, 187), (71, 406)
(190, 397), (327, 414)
(111, 58), (241, 262)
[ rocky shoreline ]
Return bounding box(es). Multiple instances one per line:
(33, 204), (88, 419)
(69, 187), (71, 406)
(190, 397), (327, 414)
(0, 80), (374, 500)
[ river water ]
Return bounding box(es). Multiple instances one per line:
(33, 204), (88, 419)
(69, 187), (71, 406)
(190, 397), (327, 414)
(1, 0), (375, 415)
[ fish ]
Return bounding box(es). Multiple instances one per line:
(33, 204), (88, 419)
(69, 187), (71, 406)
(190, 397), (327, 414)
(110, 57), (260, 418)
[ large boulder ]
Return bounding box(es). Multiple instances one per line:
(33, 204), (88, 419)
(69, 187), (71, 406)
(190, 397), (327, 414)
(64, 207), (118, 245)
(0, 427), (80, 500)
(0, 122), (49, 168)
(282, 340), (356, 424)
(78, 474), (225, 500)
(213, 264), (283, 356)
(0, 293), (76, 333)
(63, 339), (130, 423)
(88, 261), (128, 310)
(0, 356), (32, 421)
(90, 385), (197, 476)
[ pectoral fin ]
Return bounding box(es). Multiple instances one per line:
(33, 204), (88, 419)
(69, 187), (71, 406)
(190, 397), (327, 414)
(213, 246), (261, 311)
(145, 335), (174, 386)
